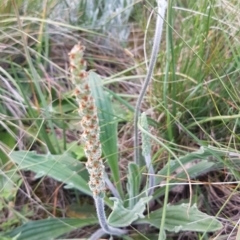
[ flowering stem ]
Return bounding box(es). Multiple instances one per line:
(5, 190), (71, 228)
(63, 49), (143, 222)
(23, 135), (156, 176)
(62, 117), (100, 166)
(94, 196), (127, 237)
(69, 42), (126, 238)
(134, 0), (167, 164)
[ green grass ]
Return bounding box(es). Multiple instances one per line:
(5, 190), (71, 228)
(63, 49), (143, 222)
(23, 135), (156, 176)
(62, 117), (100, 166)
(152, 0), (240, 147)
(0, 0), (240, 239)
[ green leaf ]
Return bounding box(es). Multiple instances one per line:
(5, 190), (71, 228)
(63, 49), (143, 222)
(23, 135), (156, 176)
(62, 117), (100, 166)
(108, 196), (152, 227)
(127, 163), (141, 209)
(137, 203), (222, 232)
(88, 72), (123, 197)
(175, 160), (215, 179)
(153, 146), (226, 199)
(0, 171), (21, 202)
(0, 130), (16, 165)
(9, 151), (91, 196)
(155, 146), (223, 185)
(67, 141), (85, 160)
(154, 160), (215, 198)
(5, 218), (97, 240)
(0, 233), (20, 240)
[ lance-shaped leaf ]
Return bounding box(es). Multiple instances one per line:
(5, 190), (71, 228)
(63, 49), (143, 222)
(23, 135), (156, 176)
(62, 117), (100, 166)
(136, 203), (222, 232)
(5, 218), (97, 240)
(9, 151), (91, 196)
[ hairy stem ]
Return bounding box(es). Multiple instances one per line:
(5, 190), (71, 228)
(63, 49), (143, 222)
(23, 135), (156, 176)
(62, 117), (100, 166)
(94, 196), (127, 237)
(89, 228), (105, 240)
(104, 173), (120, 199)
(134, 0), (167, 164)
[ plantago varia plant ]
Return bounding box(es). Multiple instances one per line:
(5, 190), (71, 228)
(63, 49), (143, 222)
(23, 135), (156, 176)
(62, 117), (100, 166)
(6, 1), (224, 239)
